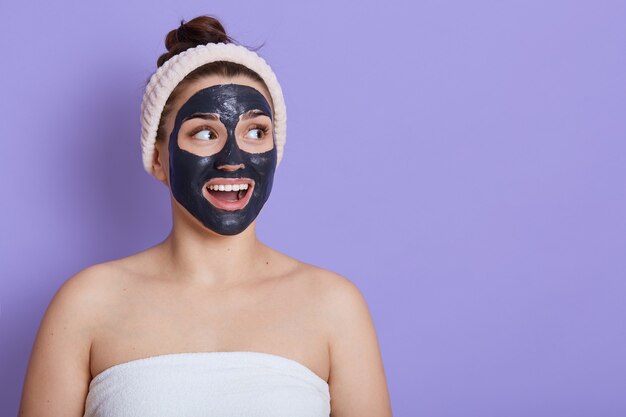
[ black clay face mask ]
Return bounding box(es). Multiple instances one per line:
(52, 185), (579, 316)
(168, 84), (277, 235)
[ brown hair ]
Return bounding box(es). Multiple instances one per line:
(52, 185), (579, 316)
(151, 15), (270, 142)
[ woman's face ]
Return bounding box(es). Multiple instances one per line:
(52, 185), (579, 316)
(153, 74), (277, 236)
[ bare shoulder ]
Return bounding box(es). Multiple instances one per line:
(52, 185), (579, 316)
(18, 260), (123, 416)
(289, 260), (367, 317)
(28, 259), (128, 358)
(299, 265), (374, 347)
(34, 260), (123, 341)
(282, 259), (374, 346)
(58, 260), (120, 297)
(294, 263), (393, 417)
(63, 246), (160, 294)
(49, 258), (133, 313)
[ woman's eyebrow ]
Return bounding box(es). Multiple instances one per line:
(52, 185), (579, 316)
(182, 112), (220, 122)
(240, 109), (271, 120)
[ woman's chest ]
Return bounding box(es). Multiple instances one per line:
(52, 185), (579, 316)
(89, 275), (330, 382)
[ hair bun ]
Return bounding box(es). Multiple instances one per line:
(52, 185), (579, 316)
(157, 15), (234, 67)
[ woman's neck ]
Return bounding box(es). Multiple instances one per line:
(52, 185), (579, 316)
(157, 210), (269, 289)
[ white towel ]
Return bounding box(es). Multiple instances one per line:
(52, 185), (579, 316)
(83, 351), (330, 417)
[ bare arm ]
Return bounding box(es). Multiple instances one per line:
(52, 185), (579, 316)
(325, 275), (393, 417)
(18, 267), (101, 417)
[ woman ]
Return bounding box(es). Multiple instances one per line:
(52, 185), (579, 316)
(19, 15), (392, 417)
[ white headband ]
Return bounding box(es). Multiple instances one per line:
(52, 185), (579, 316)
(140, 42), (287, 175)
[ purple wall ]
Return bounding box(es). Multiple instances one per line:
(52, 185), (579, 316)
(2, 1), (625, 415)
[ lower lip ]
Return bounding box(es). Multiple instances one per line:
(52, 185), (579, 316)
(202, 184), (254, 211)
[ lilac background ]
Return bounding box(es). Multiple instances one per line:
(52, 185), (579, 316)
(1, 1), (625, 416)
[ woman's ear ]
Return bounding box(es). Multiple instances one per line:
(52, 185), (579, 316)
(151, 142), (169, 185)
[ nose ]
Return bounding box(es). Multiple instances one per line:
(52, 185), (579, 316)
(217, 163), (244, 171)
(214, 131), (245, 170)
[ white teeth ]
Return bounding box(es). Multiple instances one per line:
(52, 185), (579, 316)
(207, 183), (249, 191)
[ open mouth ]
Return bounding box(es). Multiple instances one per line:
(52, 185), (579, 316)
(202, 178), (255, 211)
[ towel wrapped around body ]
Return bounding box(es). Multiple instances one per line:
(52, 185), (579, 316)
(83, 351), (330, 417)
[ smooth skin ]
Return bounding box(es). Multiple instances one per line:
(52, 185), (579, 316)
(18, 74), (393, 417)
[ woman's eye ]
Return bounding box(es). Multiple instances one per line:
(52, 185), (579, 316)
(245, 128), (266, 140)
(192, 129), (216, 140)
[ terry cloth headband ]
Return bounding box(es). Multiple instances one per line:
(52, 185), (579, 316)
(140, 42), (287, 175)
